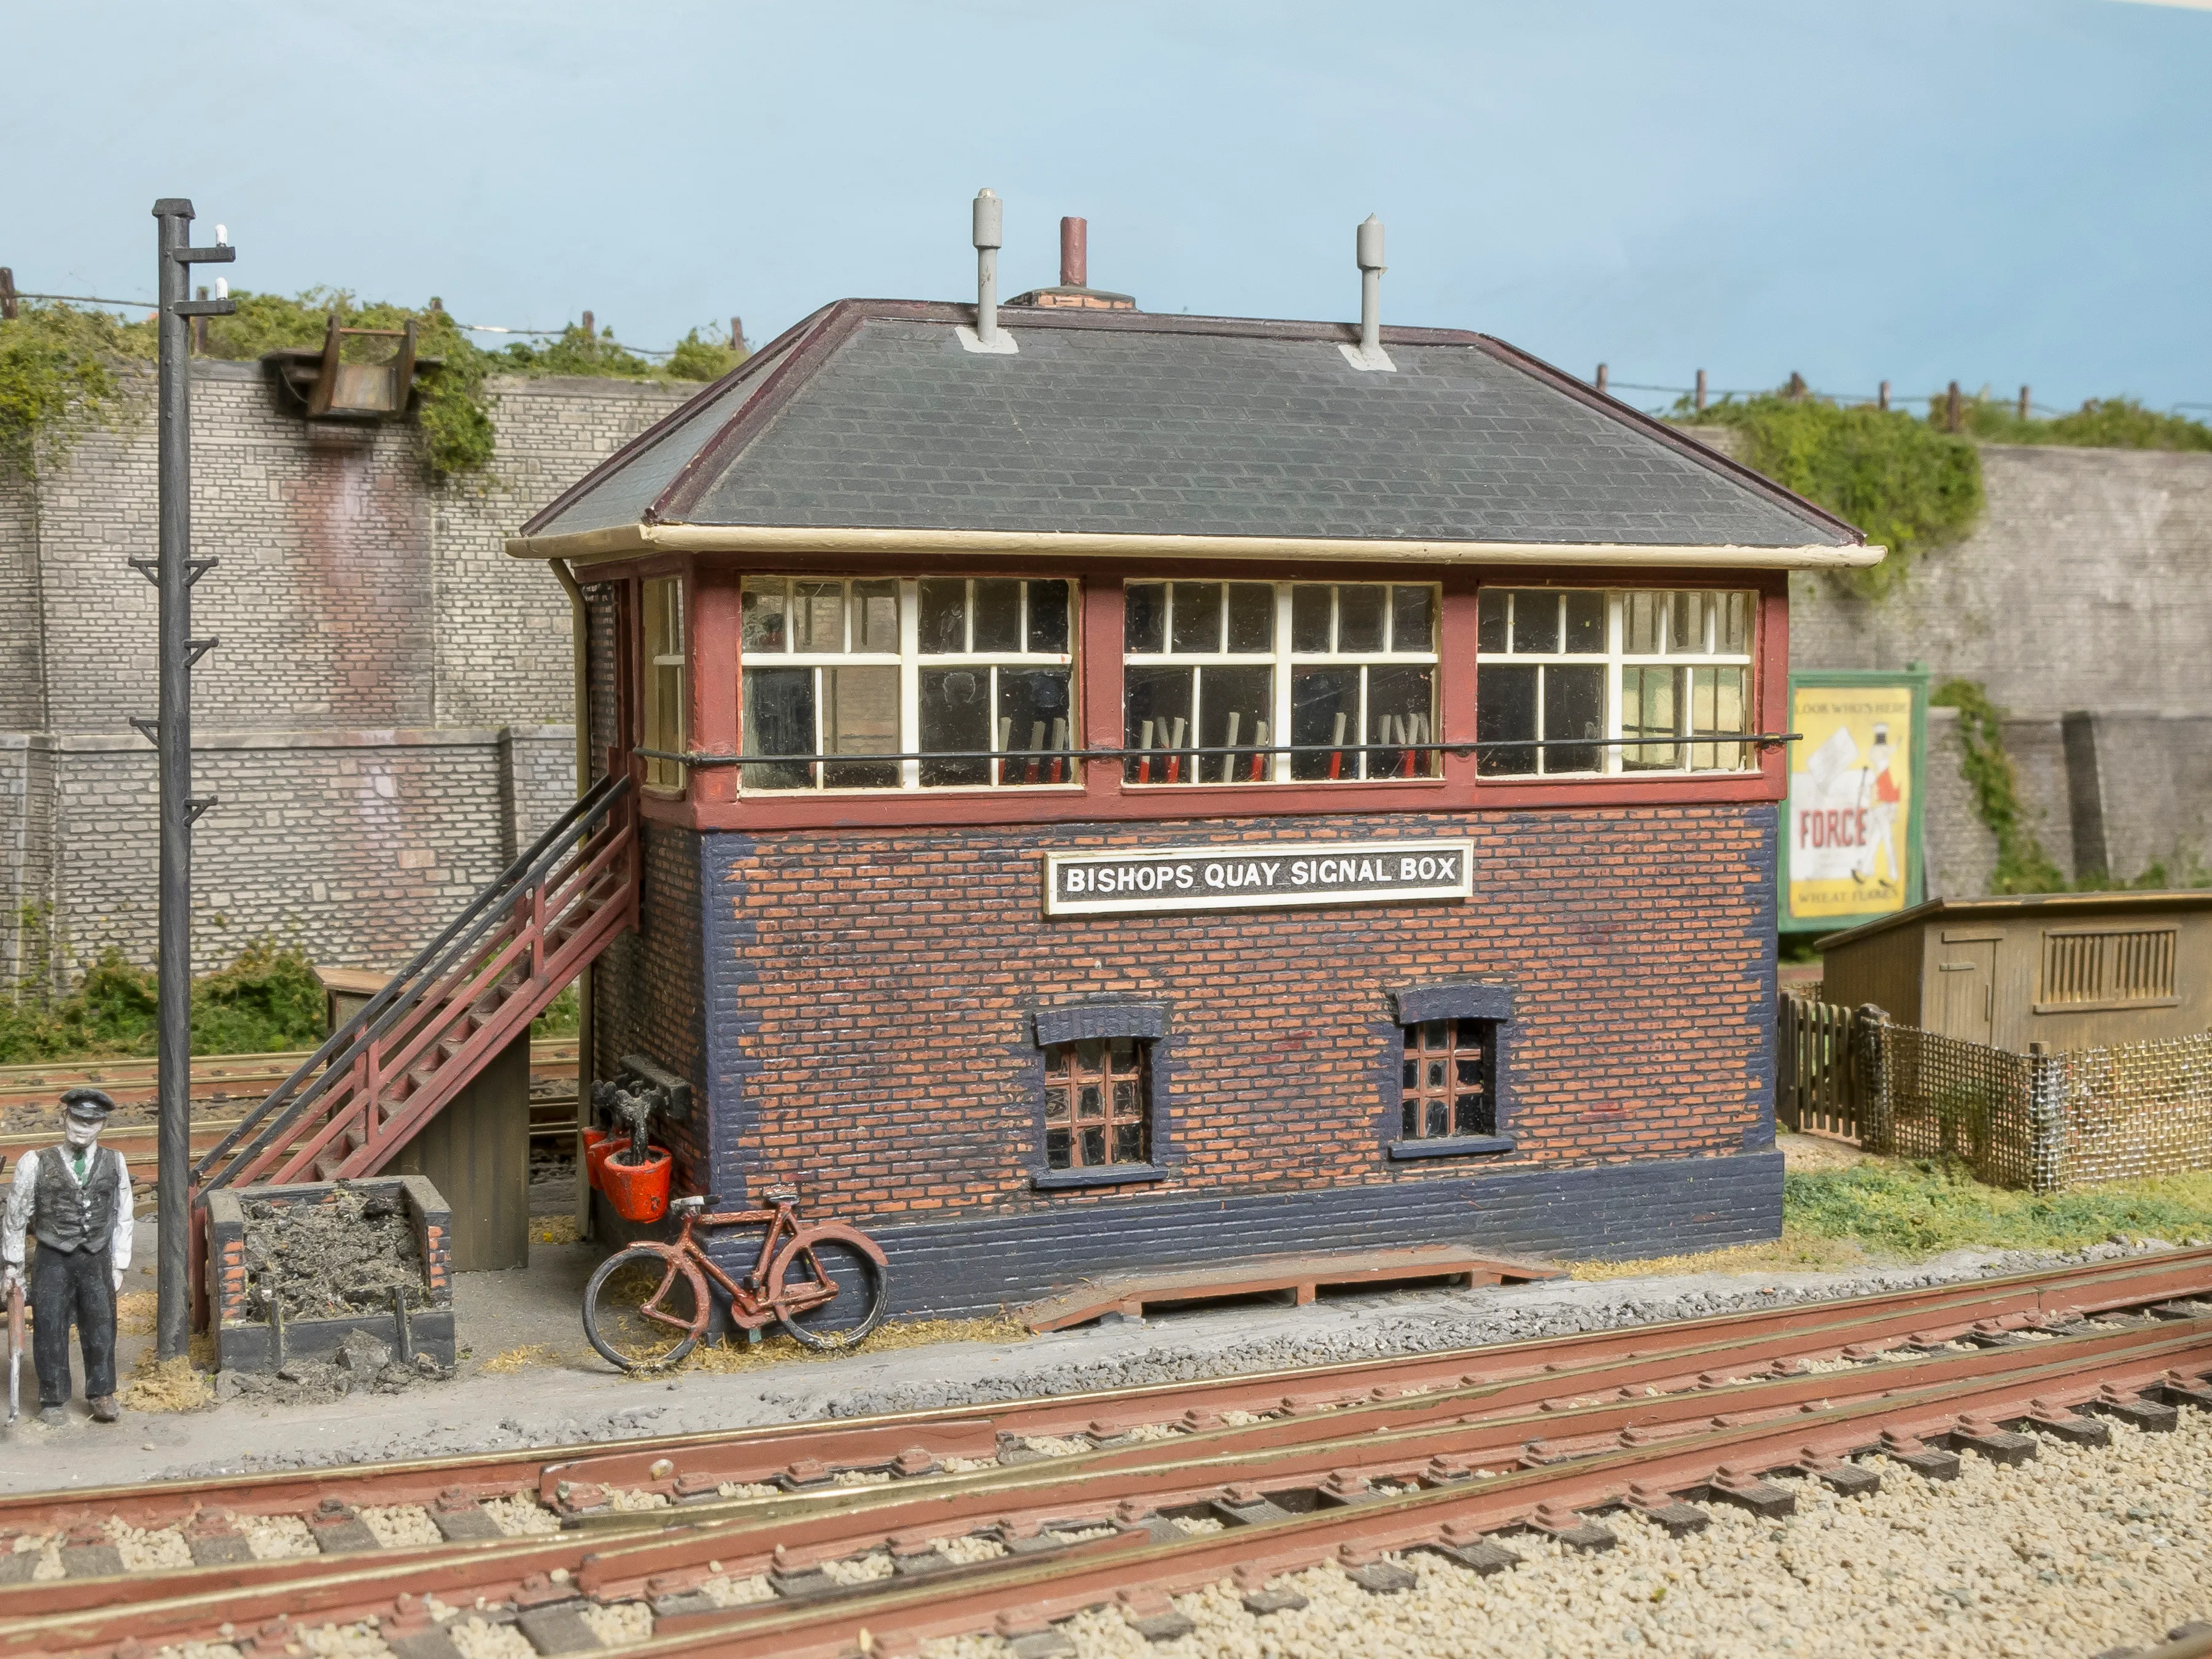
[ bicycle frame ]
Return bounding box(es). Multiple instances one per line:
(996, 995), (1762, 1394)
(666, 1200), (839, 1332)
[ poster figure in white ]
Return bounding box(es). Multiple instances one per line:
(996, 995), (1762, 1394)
(1852, 723), (1901, 886)
(1790, 724), (1903, 893)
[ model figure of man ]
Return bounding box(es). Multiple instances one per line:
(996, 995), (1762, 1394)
(1, 1088), (133, 1425)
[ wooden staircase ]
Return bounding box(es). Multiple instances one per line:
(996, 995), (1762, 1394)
(192, 774), (637, 1197)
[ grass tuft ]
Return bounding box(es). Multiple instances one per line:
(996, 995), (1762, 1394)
(122, 1351), (212, 1413)
(479, 1343), (559, 1375)
(645, 1315), (1033, 1377)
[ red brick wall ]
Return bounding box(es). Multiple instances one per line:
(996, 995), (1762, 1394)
(593, 820), (710, 1188)
(702, 804), (1775, 1227)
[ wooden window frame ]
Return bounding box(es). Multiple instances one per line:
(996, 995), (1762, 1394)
(641, 575), (687, 794)
(1041, 1035), (1154, 1173)
(1397, 1017), (1498, 1141)
(1475, 587), (1757, 779)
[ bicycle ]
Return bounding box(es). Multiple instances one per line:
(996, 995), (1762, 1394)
(581, 1187), (890, 1372)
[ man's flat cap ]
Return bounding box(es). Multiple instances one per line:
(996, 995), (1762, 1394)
(60, 1088), (117, 1122)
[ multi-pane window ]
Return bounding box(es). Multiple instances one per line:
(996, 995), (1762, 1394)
(739, 577), (1074, 791)
(1475, 589), (1754, 777)
(1122, 580), (1439, 784)
(642, 578), (686, 791)
(1400, 1019), (1495, 1140)
(1043, 1036), (1151, 1170)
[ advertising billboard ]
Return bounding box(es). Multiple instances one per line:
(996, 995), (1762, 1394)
(1782, 669), (1928, 932)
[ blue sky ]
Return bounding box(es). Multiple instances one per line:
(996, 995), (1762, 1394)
(7, 1), (2206, 414)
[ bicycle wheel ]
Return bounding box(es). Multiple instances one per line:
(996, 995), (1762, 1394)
(769, 1229), (889, 1351)
(582, 1246), (706, 1372)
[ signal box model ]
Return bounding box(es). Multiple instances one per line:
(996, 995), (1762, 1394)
(506, 278), (1877, 1316)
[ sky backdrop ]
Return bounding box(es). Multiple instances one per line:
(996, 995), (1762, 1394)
(7, 0), (2208, 414)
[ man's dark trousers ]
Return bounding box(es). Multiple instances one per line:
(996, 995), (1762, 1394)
(30, 1245), (114, 1407)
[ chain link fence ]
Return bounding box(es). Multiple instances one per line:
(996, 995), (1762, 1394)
(1778, 992), (2212, 1194)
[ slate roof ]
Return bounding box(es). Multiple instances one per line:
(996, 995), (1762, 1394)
(521, 301), (1858, 549)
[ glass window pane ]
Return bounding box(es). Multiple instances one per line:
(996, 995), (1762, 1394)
(1046, 1127), (1071, 1168)
(1477, 590), (1511, 655)
(973, 578), (1022, 653)
(1197, 665), (1272, 784)
(995, 669), (1073, 786)
(1510, 590), (1559, 655)
(1225, 583), (1274, 653)
(1625, 591), (1661, 655)
(1622, 664), (1679, 771)
(1426, 1099), (1448, 1137)
(1081, 1127), (1107, 1166)
(1664, 592), (1694, 656)
(823, 666), (899, 788)
(917, 578), (967, 655)
(1078, 1084), (1101, 1117)
(1543, 664), (1605, 774)
(1112, 1122), (1144, 1164)
(1125, 583), (1165, 654)
(1290, 666), (1360, 782)
(1108, 1034), (1136, 1071)
(1390, 586), (1434, 654)
(1720, 591), (1750, 655)
(1292, 585), (1333, 653)
(794, 581), (845, 653)
(742, 666), (814, 790)
(1689, 665), (1748, 771)
(852, 580), (899, 653)
(1563, 591), (1606, 654)
(1170, 582), (1222, 654)
(1454, 1095), (1489, 1136)
(1402, 1058), (1418, 1089)
(1475, 664), (1538, 776)
(919, 667), (992, 787)
(1337, 585), (1386, 653)
(1402, 1100), (1418, 1137)
(740, 578), (789, 654)
(1124, 664), (1195, 783)
(1368, 664), (1437, 778)
(1044, 1091), (1069, 1121)
(1026, 580), (1070, 655)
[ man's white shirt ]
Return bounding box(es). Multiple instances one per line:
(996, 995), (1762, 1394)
(1, 1146), (135, 1277)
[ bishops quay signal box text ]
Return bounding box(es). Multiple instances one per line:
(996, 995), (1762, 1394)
(1046, 839), (1472, 915)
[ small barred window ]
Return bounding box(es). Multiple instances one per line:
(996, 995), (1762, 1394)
(1043, 1036), (1151, 1170)
(1400, 1019), (1495, 1140)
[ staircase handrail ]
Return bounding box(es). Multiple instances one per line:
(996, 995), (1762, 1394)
(193, 772), (632, 1194)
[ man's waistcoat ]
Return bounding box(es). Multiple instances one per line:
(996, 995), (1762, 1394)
(32, 1145), (122, 1254)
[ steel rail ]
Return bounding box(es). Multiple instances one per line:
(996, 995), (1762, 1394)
(9, 1313), (2207, 1655)
(612, 1329), (2212, 1659)
(0, 1245), (2204, 1547)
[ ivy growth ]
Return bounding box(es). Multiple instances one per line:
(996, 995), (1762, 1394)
(1, 292), (746, 483)
(1941, 390), (2212, 451)
(1676, 394), (1984, 597)
(1929, 678), (2067, 895)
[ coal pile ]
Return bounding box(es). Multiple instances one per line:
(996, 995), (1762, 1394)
(241, 1182), (433, 1324)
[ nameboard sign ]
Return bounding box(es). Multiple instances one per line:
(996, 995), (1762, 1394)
(1044, 839), (1473, 917)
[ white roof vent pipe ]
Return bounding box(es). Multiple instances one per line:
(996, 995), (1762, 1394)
(960, 188), (1019, 356)
(1340, 214), (1394, 372)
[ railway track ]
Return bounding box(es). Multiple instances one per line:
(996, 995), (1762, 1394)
(1, 1248), (2208, 1657)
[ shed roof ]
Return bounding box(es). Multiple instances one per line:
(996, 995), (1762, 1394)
(1817, 891), (2212, 952)
(512, 300), (1867, 562)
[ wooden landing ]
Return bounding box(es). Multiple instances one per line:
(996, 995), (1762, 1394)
(1020, 1245), (1566, 1333)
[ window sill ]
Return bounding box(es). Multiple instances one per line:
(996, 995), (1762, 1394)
(1031, 1164), (1166, 1191)
(1388, 1135), (1515, 1161)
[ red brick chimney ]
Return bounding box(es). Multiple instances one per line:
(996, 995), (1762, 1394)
(1009, 217), (1136, 310)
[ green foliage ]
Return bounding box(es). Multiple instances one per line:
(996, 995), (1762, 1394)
(1942, 391), (2212, 452)
(665, 328), (743, 383)
(1928, 678), (2068, 895)
(1784, 1158), (2212, 1257)
(1677, 394), (1983, 597)
(5, 289), (746, 483)
(0, 941), (329, 1063)
(0, 303), (157, 472)
(532, 984), (580, 1038)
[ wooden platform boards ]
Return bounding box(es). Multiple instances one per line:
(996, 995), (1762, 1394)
(1020, 1245), (1566, 1332)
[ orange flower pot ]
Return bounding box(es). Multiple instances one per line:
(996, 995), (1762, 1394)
(583, 1129), (614, 1193)
(601, 1145), (672, 1224)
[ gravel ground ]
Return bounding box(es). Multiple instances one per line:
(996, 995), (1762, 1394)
(14, 1237), (2190, 1490)
(922, 1410), (2212, 1659)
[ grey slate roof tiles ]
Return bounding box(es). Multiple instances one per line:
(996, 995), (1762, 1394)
(526, 305), (1855, 548)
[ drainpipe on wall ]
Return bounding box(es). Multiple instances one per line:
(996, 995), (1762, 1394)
(551, 556), (597, 1239)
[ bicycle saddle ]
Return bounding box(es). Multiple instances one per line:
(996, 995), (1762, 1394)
(669, 1194), (707, 1212)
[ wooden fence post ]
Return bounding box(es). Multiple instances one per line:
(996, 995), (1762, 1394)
(1853, 1005), (1892, 1152)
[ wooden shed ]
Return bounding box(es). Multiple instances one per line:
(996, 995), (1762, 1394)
(1818, 892), (2212, 1052)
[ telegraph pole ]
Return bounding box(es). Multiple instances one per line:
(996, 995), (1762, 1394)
(146, 200), (233, 1360)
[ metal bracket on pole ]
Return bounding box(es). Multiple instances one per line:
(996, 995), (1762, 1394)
(186, 557), (219, 586)
(129, 717), (160, 745)
(127, 558), (161, 586)
(183, 796), (219, 825)
(171, 299), (236, 319)
(169, 245), (236, 267)
(187, 637), (219, 667)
